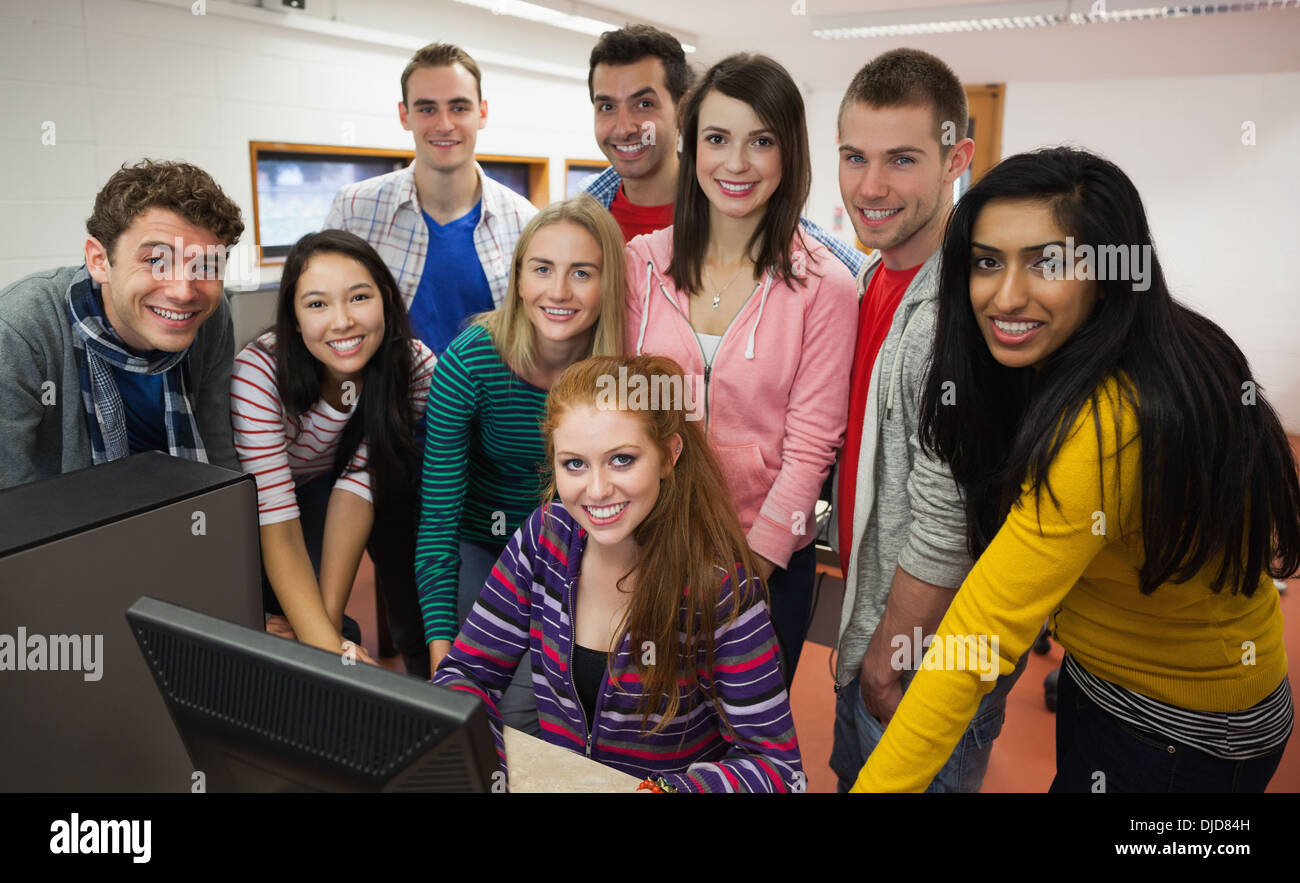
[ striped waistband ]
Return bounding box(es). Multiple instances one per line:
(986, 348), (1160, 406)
(1063, 655), (1293, 760)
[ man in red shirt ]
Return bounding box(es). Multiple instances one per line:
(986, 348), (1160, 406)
(829, 49), (1027, 793)
(581, 26), (690, 241)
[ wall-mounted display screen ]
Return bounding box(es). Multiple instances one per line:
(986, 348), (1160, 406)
(251, 142), (550, 263)
(566, 161), (608, 198)
(255, 152), (408, 257)
(478, 161), (530, 201)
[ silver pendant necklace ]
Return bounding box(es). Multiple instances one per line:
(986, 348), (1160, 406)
(704, 264), (746, 310)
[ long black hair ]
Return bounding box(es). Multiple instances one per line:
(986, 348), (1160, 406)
(259, 229), (418, 511)
(919, 146), (1300, 595)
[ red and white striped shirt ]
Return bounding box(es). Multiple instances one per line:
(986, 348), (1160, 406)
(231, 333), (435, 525)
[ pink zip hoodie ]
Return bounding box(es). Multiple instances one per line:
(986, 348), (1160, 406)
(625, 226), (858, 567)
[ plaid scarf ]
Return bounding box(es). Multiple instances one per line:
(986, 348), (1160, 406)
(65, 268), (208, 466)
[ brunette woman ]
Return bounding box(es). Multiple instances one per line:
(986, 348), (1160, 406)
(853, 147), (1297, 792)
(232, 230), (435, 675)
(626, 54), (858, 686)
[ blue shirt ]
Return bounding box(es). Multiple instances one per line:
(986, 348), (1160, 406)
(409, 201), (494, 356)
(112, 366), (168, 454)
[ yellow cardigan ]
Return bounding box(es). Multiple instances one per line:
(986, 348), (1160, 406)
(853, 376), (1287, 792)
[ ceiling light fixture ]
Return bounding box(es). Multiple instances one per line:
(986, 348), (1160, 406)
(449, 0), (697, 51)
(812, 0), (1299, 40)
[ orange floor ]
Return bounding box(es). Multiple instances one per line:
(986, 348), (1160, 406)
(345, 436), (1300, 793)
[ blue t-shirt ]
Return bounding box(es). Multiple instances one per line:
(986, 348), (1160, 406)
(409, 201), (494, 356)
(112, 367), (168, 454)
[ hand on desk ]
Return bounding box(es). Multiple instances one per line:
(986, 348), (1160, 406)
(265, 614), (296, 640)
(342, 640), (379, 666)
(267, 616), (378, 666)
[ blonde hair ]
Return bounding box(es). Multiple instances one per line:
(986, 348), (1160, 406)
(474, 193), (626, 377)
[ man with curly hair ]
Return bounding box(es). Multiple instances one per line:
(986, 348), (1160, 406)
(0, 159), (245, 489)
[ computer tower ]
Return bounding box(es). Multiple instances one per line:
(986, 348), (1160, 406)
(0, 453), (263, 792)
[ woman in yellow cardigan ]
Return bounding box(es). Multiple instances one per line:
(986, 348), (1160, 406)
(853, 147), (1298, 793)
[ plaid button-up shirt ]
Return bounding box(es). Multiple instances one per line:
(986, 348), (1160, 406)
(579, 165), (866, 277)
(324, 162), (538, 311)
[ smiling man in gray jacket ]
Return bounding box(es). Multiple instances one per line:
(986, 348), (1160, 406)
(828, 49), (1027, 793)
(0, 160), (243, 490)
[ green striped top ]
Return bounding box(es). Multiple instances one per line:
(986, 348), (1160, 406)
(415, 324), (549, 642)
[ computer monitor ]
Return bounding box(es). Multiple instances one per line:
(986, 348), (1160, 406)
(0, 452), (264, 792)
(127, 596), (497, 792)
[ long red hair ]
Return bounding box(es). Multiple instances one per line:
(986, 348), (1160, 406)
(540, 355), (763, 734)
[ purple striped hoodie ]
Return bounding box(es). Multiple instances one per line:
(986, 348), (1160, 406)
(431, 501), (804, 792)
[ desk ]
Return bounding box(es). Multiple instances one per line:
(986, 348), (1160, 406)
(503, 726), (641, 792)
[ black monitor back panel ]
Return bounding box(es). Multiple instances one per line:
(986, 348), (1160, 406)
(128, 596), (496, 793)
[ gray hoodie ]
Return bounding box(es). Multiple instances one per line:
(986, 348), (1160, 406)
(832, 250), (972, 686)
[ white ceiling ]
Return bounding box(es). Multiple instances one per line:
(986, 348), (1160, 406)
(568, 1), (1300, 90)
(628, 0), (1019, 32)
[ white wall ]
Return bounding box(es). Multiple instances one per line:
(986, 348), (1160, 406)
(804, 71), (1300, 432)
(804, 87), (852, 249)
(4, 1), (1298, 428)
(0, 0), (606, 291)
(1000, 72), (1300, 433)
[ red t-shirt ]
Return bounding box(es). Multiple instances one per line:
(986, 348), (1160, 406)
(837, 260), (924, 575)
(609, 184), (674, 242)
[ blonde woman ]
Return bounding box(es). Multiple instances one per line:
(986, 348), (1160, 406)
(415, 194), (625, 732)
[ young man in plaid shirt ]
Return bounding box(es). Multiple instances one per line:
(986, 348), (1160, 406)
(325, 43), (538, 356)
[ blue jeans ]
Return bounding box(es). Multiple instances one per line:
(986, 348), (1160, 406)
(829, 649), (1028, 792)
(1049, 661), (1288, 793)
(458, 538), (542, 736)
